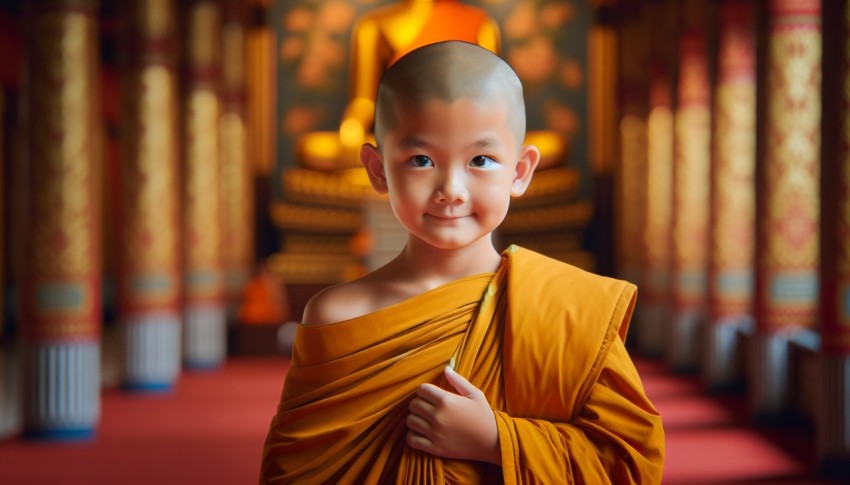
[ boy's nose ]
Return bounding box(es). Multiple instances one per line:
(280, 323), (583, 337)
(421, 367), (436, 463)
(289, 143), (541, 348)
(434, 170), (469, 204)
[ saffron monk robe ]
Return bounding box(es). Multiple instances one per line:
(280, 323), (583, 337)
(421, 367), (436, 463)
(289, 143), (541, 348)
(260, 41), (665, 484)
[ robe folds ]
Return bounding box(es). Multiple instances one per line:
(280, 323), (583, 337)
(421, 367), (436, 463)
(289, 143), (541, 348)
(261, 246), (665, 484)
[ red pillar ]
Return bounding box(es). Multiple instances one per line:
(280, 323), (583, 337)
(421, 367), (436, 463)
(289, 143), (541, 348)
(818, 0), (850, 471)
(21, 0), (102, 439)
(616, 4), (649, 305)
(704, 0), (757, 389)
(638, 1), (676, 356)
(751, 0), (821, 417)
(220, 0), (254, 320)
(118, 0), (182, 390)
(669, 0), (711, 371)
(181, 0), (226, 368)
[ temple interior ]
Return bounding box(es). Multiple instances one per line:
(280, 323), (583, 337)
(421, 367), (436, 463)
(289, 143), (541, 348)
(0, 0), (849, 483)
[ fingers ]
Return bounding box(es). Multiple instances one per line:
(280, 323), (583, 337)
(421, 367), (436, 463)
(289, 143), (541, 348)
(409, 395), (437, 419)
(406, 401), (437, 454)
(416, 383), (449, 405)
(406, 412), (431, 435)
(407, 429), (434, 453)
(444, 366), (484, 401)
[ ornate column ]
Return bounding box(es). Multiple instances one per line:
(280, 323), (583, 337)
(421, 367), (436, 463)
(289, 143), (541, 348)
(118, 0), (181, 390)
(0, 77), (10, 440)
(246, 0), (277, 260)
(220, 0), (253, 320)
(589, 2), (618, 277)
(21, 0), (102, 439)
(0, 85), (4, 342)
(751, 0), (821, 417)
(616, 5), (648, 341)
(182, 0), (226, 368)
(818, 0), (850, 472)
(3, 80), (25, 440)
(638, 1), (675, 357)
(668, 0), (711, 372)
(704, 0), (757, 389)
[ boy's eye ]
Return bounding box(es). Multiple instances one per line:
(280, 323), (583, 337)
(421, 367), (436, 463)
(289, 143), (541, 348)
(470, 155), (496, 168)
(410, 155), (434, 167)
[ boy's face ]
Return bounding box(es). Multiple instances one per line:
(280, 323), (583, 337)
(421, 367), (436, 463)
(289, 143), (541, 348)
(362, 97), (538, 252)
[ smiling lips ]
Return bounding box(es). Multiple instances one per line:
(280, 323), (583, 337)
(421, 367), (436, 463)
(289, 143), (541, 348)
(426, 213), (471, 222)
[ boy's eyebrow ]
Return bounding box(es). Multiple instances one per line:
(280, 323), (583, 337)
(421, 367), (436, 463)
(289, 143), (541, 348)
(396, 135), (504, 150)
(469, 136), (503, 149)
(397, 136), (430, 149)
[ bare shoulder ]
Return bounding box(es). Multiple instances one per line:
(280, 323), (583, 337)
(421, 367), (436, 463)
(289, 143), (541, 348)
(301, 260), (416, 326)
(301, 280), (374, 327)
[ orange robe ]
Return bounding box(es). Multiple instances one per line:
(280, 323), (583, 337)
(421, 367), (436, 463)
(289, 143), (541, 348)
(261, 246), (665, 484)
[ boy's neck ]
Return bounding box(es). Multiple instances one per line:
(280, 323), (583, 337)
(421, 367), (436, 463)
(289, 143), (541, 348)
(394, 236), (501, 287)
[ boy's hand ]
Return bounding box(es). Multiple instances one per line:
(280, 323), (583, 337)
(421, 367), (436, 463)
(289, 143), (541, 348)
(406, 366), (501, 465)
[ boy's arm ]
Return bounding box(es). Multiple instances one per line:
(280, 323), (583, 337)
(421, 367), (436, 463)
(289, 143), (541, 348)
(494, 336), (665, 485)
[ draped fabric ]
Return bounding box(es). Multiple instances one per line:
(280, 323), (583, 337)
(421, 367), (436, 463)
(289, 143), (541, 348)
(261, 246), (665, 484)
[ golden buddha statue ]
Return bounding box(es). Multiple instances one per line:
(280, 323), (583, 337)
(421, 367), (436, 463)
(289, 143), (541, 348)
(296, 0), (566, 173)
(272, 0), (581, 286)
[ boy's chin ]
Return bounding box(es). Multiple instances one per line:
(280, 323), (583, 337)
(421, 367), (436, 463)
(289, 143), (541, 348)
(408, 234), (495, 252)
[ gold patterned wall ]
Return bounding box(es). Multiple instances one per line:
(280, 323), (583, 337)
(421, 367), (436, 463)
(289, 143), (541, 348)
(709, 0), (756, 320)
(22, 5), (102, 340)
(756, 0), (821, 330)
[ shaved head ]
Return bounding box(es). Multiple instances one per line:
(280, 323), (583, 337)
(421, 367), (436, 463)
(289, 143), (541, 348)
(374, 41), (526, 149)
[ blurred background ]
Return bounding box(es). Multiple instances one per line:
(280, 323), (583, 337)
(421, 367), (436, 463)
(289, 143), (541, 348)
(0, 0), (848, 483)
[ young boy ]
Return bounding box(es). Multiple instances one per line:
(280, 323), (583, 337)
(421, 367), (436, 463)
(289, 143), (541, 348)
(261, 41), (665, 484)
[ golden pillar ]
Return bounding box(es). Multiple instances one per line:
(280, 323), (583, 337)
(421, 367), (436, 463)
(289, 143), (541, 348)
(246, 0), (275, 179)
(21, 0), (102, 438)
(704, 0), (757, 389)
(818, 0), (850, 470)
(118, 0), (181, 390)
(751, 0), (821, 417)
(669, 0), (711, 371)
(220, 0), (253, 318)
(638, 1), (675, 356)
(182, 0), (226, 368)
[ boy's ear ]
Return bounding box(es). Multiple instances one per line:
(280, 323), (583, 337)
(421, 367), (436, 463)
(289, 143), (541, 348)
(511, 144), (540, 197)
(361, 143), (388, 194)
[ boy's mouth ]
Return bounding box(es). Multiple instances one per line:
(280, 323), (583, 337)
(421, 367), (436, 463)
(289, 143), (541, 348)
(426, 213), (470, 222)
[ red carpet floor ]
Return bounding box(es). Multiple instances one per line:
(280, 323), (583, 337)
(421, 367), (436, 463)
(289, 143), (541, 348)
(0, 356), (843, 484)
